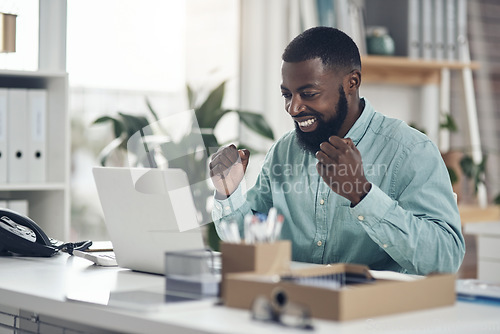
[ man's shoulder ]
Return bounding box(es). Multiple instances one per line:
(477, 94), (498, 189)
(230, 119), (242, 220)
(370, 111), (431, 148)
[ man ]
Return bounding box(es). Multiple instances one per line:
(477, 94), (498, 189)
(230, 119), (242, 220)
(209, 27), (464, 275)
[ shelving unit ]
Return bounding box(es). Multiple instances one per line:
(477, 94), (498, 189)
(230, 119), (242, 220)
(361, 53), (487, 207)
(361, 55), (480, 85)
(0, 69), (70, 240)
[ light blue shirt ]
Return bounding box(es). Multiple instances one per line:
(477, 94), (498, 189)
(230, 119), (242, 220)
(213, 98), (465, 275)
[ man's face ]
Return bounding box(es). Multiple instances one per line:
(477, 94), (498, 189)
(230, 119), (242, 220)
(280, 58), (348, 153)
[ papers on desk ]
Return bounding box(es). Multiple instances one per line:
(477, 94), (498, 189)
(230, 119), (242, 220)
(369, 270), (424, 282)
(456, 279), (500, 305)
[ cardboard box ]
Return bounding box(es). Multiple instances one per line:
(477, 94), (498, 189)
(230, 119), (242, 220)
(220, 241), (291, 299)
(221, 241), (291, 276)
(224, 263), (456, 321)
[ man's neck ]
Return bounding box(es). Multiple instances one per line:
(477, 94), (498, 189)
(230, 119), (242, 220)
(339, 97), (364, 138)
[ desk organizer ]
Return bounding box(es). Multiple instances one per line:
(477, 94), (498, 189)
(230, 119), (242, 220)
(220, 241), (291, 299)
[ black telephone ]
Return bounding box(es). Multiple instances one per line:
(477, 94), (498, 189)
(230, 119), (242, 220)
(0, 208), (91, 257)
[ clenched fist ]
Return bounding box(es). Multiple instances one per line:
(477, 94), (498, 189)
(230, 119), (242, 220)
(209, 144), (250, 199)
(315, 136), (371, 206)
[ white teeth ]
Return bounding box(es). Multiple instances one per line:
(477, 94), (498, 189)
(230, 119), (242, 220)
(298, 118), (316, 127)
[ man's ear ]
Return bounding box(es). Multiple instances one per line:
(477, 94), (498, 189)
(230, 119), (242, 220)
(344, 70), (361, 93)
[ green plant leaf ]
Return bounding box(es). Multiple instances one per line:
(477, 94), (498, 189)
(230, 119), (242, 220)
(494, 193), (500, 205)
(236, 111), (274, 140)
(195, 81), (226, 128)
(202, 133), (220, 154)
(145, 97), (160, 122)
(460, 154), (487, 193)
(93, 116), (124, 139)
(118, 112), (151, 138)
(439, 113), (458, 132)
(460, 155), (475, 178)
(447, 167), (458, 184)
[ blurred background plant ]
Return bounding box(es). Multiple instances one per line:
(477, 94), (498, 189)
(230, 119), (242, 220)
(92, 81), (274, 250)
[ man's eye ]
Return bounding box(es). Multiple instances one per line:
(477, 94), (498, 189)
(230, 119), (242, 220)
(302, 92), (317, 98)
(281, 92), (291, 99)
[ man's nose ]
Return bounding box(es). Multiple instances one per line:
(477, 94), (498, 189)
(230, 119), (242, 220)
(287, 96), (305, 116)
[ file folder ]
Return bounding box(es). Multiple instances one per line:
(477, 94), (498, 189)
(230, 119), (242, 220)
(434, 0), (446, 60)
(421, 0), (433, 59)
(0, 88), (7, 183)
(456, 0), (467, 61)
(27, 89), (47, 183)
(7, 89), (28, 183)
(407, 0), (420, 58)
(445, 0), (457, 61)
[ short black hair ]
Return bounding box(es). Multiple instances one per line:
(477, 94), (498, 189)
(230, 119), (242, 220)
(282, 27), (361, 73)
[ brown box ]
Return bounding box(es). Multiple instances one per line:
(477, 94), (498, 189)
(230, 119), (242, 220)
(221, 241), (291, 276)
(220, 241), (291, 299)
(224, 263), (456, 321)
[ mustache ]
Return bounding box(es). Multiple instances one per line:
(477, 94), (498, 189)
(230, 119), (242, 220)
(292, 109), (323, 120)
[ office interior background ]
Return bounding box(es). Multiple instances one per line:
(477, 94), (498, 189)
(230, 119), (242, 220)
(0, 0), (499, 252)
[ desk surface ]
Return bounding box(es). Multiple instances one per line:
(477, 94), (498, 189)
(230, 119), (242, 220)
(0, 254), (499, 334)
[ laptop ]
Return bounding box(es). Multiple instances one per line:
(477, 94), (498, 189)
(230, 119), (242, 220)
(92, 167), (205, 275)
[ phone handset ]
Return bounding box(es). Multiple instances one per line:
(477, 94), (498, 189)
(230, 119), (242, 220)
(0, 216), (37, 242)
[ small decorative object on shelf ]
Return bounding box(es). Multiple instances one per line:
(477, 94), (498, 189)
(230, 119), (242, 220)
(366, 26), (395, 56)
(0, 12), (16, 53)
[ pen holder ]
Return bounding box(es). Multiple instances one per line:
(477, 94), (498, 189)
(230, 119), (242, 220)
(220, 240), (291, 299)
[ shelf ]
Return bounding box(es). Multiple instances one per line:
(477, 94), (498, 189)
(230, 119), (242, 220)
(0, 183), (67, 191)
(361, 55), (480, 85)
(0, 69), (67, 78)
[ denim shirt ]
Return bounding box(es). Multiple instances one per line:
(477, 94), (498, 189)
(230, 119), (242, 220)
(212, 98), (465, 275)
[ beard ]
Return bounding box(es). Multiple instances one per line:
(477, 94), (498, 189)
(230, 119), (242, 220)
(295, 86), (348, 154)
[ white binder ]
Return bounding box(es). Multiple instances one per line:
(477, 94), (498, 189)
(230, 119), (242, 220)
(27, 89), (47, 183)
(445, 0), (457, 61)
(408, 0), (421, 58)
(456, 0), (467, 61)
(421, 0), (433, 59)
(434, 0), (446, 60)
(0, 199), (7, 209)
(0, 88), (7, 183)
(7, 89), (29, 183)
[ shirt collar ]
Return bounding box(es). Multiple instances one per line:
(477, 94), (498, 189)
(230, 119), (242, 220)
(345, 97), (375, 145)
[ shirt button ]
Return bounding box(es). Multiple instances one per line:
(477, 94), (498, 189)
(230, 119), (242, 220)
(317, 240), (322, 247)
(319, 199), (325, 205)
(224, 206), (231, 211)
(382, 244), (388, 248)
(357, 215), (365, 221)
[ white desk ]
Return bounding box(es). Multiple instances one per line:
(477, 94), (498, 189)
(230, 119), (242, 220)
(0, 254), (499, 334)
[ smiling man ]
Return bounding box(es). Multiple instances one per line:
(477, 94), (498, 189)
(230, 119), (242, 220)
(209, 27), (465, 275)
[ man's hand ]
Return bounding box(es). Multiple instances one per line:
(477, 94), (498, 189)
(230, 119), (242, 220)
(209, 144), (250, 199)
(315, 136), (371, 205)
